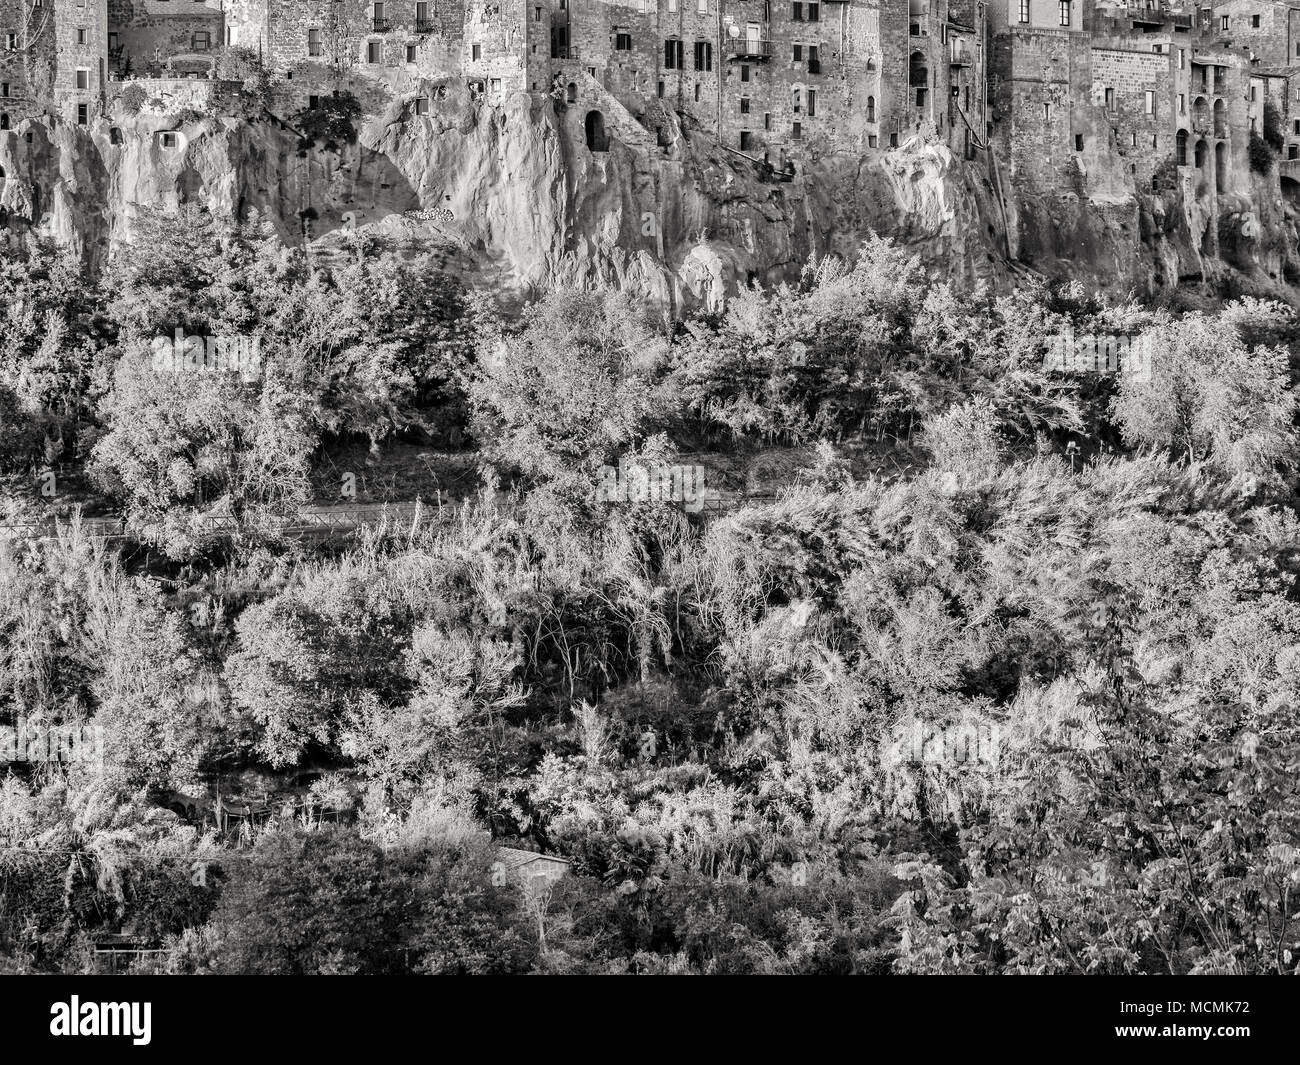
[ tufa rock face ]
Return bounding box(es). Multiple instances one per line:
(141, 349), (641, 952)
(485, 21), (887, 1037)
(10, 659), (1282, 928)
(1, 87), (1296, 306)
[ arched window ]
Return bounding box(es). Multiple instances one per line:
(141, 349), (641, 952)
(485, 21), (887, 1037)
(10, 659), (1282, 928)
(1212, 97), (1226, 137)
(1215, 140), (1228, 190)
(867, 95), (876, 122)
(566, 81), (577, 104)
(1176, 128), (1188, 165)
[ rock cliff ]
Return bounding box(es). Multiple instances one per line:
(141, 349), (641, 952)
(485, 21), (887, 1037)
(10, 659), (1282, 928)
(1, 83), (1297, 309)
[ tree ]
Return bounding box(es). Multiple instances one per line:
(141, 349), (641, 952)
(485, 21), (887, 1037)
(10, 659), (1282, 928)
(470, 289), (667, 488)
(90, 344), (316, 555)
(1111, 314), (1298, 484)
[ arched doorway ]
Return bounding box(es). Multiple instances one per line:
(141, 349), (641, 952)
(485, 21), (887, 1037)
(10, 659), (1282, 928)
(1215, 141), (1227, 191)
(1282, 175), (1300, 209)
(909, 51), (928, 108)
(1192, 95), (1209, 130)
(1213, 98), (1227, 137)
(585, 109), (608, 151)
(1194, 138), (1208, 170)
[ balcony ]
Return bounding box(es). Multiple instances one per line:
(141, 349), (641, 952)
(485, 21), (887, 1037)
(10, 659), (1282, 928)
(806, 58), (821, 74)
(728, 39), (772, 60)
(372, 17), (392, 32)
(949, 45), (970, 66)
(414, 17), (435, 32)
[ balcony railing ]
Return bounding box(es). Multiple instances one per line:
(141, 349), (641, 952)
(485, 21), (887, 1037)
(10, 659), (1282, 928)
(728, 39), (772, 59)
(372, 17), (392, 32)
(414, 17), (435, 32)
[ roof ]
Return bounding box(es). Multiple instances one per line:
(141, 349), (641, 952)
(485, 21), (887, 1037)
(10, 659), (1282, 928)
(497, 846), (572, 870)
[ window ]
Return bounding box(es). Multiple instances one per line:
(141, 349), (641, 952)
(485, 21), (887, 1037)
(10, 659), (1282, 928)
(890, 132), (898, 147)
(693, 41), (712, 70)
(1145, 90), (1154, 115)
(1178, 93), (1185, 114)
(76, 28), (87, 45)
(1250, 85), (1257, 101)
(1104, 87), (1114, 110)
(534, 5), (542, 19)
(867, 95), (875, 121)
(308, 29), (322, 55)
(368, 41), (382, 63)
(6, 34), (17, 51)
(868, 134), (877, 147)
(0, 83), (7, 98)
(697, 0), (707, 11)
(0, 113), (7, 129)
(741, 64), (750, 82)
(75, 68), (90, 90)
(308, 95), (320, 109)
(764, 112), (771, 129)
(669, 0), (678, 10)
(792, 87), (801, 113)
(472, 43), (481, 60)
(792, 1), (803, 18)
(1178, 48), (1185, 69)
(807, 88), (816, 117)
(664, 39), (683, 69)
(657, 80), (664, 97)
(77, 104), (88, 125)
(792, 44), (802, 61)
(161, 131), (178, 148)
(406, 44), (417, 62)
(807, 45), (819, 73)
(740, 96), (750, 114)
(192, 31), (210, 51)
(1018, 0), (1029, 23)
(1075, 134), (1083, 151)
(616, 30), (632, 51)
(1220, 15), (1228, 30)
(694, 82), (701, 101)
(792, 121), (802, 140)
(740, 131), (753, 151)
(1251, 14), (1260, 27)
(417, 1), (429, 19)
(808, 2), (819, 20)
(415, 97), (429, 114)
(490, 78), (501, 94)
(917, 87), (927, 106)
(1059, 0), (1071, 26)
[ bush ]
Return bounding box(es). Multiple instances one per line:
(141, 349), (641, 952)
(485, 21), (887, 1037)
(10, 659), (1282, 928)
(1249, 130), (1275, 175)
(294, 93), (363, 146)
(117, 83), (146, 116)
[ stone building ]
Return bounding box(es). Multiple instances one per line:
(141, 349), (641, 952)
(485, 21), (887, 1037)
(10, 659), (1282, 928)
(107, 0), (223, 77)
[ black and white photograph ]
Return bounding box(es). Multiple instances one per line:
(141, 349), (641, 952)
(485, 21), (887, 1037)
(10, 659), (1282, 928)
(0, 0), (1295, 1041)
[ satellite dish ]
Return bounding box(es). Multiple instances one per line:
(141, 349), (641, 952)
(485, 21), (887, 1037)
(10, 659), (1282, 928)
(728, 24), (740, 36)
